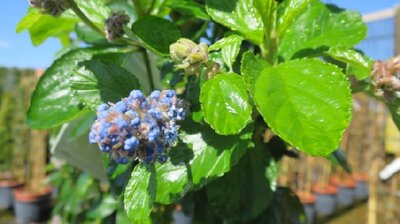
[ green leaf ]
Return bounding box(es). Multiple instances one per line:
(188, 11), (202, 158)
(75, 23), (108, 45)
(200, 73), (252, 135)
(250, 187), (306, 224)
(206, 0), (264, 44)
(241, 51), (270, 98)
(209, 35), (244, 71)
(254, 59), (352, 156)
(167, 0), (210, 20)
(208, 35), (244, 51)
(131, 16), (181, 55)
(75, 0), (110, 25)
(253, 0), (277, 36)
(386, 97), (400, 131)
(124, 164), (156, 224)
(16, 8), (77, 46)
(326, 45), (373, 80)
(27, 49), (92, 129)
(206, 147), (275, 221)
(276, 0), (314, 38)
(155, 120), (252, 204)
(70, 59), (141, 109)
(27, 48), (122, 129)
(68, 111), (95, 141)
(278, 2), (367, 60)
(137, 0), (169, 16)
(326, 148), (352, 173)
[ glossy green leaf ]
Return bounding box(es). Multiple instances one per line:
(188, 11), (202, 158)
(155, 121), (252, 204)
(254, 0), (277, 30)
(209, 35), (244, 71)
(250, 187), (306, 224)
(70, 59), (140, 109)
(27, 48), (121, 129)
(254, 59), (352, 156)
(278, 2), (367, 60)
(137, 0), (169, 16)
(206, 0), (264, 44)
(200, 73), (252, 135)
(75, 23), (108, 45)
(27, 49), (92, 129)
(386, 97), (400, 131)
(68, 111), (95, 141)
(167, 0), (210, 20)
(206, 147), (275, 221)
(276, 0), (314, 38)
(124, 164), (156, 224)
(75, 0), (110, 25)
(131, 16), (181, 55)
(16, 8), (77, 46)
(241, 51), (270, 98)
(326, 45), (373, 80)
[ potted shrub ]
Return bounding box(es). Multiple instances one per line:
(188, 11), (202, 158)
(16, 0), (400, 223)
(13, 130), (52, 223)
(12, 72), (52, 223)
(0, 92), (23, 210)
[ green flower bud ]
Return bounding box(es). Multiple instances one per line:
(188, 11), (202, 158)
(170, 38), (208, 75)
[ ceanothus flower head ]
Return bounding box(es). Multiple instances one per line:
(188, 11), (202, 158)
(89, 90), (186, 164)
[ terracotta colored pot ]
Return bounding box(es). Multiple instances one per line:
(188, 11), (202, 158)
(354, 173), (369, 202)
(297, 192), (316, 224)
(330, 176), (356, 210)
(312, 184), (338, 218)
(0, 179), (23, 210)
(13, 187), (52, 224)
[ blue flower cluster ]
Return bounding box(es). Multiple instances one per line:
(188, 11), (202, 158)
(89, 90), (185, 164)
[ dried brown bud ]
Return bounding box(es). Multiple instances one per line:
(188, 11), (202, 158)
(105, 12), (130, 41)
(29, 0), (69, 17)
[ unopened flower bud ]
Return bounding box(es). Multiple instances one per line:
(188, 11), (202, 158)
(170, 38), (208, 75)
(105, 12), (130, 41)
(29, 0), (69, 17)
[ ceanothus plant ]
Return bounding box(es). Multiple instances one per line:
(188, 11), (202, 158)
(18, 0), (399, 223)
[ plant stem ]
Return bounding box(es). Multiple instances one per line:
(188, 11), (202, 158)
(66, 0), (105, 36)
(142, 49), (156, 91)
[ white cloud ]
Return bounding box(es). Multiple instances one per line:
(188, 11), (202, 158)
(0, 40), (11, 48)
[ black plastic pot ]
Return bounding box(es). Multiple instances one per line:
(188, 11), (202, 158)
(297, 192), (316, 224)
(354, 173), (369, 202)
(354, 180), (368, 202)
(330, 176), (356, 210)
(312, 185), (338, 219)
(13, 187), (52, 224)
(0, 179), (23, 210)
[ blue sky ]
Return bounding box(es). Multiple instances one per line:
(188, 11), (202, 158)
(1, 1), (399, 69)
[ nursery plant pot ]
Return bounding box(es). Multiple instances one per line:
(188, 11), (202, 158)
(13, 187), (52, 224)
(330, 176), (356, 210)
(172, 204), (193, 224)
(0, 179), (23, 210)
(297, 192), (316, 224)
(354, 173), (368, 202)
(311, 184), (338, 219)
